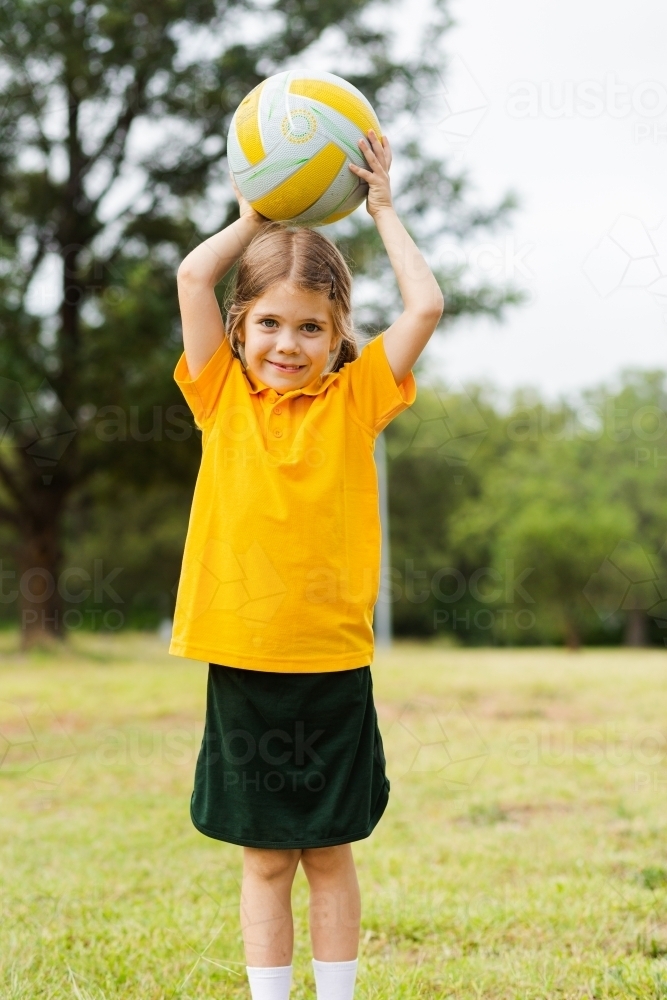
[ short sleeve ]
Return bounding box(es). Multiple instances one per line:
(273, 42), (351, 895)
(345, 332), (417, 435)
(174, 337), (234, 430)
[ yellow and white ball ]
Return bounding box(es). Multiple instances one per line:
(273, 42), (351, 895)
(227, 70), (383, 226)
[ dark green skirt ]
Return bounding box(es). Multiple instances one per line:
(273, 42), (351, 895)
(190, 663), (390, 849)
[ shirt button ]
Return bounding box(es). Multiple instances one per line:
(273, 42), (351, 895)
(274, 429), (282, 438)
(273, 406), (282, 414)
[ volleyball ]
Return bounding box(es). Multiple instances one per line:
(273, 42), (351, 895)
(227, 70), (383, 227)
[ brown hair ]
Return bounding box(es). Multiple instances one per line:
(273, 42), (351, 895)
(225, 222), (359, 374)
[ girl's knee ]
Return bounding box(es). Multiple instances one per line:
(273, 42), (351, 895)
(243, 847), (300, 882)
(301, 843), (353, 878)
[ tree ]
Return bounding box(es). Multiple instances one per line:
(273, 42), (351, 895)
(384, 383), (507, 639)
(0, 0), (520, 647)
(578, 371), (667, 646)
(388, 374), (667, 647)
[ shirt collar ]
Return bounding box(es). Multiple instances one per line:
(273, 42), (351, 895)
(243, 364), (341, 398)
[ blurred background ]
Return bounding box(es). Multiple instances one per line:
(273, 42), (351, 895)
(1, 0), (666, 651)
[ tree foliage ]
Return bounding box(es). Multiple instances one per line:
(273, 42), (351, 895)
(386, 370), (667, 647)
(0, 0), (520, 645)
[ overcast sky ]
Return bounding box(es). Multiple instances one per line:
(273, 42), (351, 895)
(414, 0), (667, 398)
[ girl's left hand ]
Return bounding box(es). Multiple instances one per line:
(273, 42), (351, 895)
(349, 130), (393, 218)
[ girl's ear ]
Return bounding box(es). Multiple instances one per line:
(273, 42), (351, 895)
(323, 331), (345, 375)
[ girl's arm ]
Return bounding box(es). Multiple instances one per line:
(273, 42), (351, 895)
(349, 131), (444, 385)
(177, 186), (266, 380)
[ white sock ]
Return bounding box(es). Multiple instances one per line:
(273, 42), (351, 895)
(312, 958), (358, 1000)
(246, 964), (292, 1000)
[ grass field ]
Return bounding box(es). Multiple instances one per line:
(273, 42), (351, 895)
(2, 631), (667, 999)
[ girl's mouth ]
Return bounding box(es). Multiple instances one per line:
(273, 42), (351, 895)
(268, 361), (305, 373)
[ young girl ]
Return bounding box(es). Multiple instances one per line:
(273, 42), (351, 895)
(170, 129), (443, 1000)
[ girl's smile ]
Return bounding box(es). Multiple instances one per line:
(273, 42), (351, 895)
(268, 360), (307, 371)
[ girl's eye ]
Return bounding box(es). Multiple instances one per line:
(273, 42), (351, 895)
(302, 323), (320, 333)
(260, 319), (277, 328)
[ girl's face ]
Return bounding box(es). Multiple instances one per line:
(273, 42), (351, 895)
(238, 280), (341, 393)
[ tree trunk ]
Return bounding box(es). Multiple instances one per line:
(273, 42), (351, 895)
(564, 619), (581, 651)
(18, 522), (66, 650)
(624, 609), (648, 647)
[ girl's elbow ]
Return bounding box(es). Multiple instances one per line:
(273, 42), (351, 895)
(418, 292), (445, 324)
(177, 258), (210, 288)
(177, 258), (199, 283)
(177, 259), (195, 286)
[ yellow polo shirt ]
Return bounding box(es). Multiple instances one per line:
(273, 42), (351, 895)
(169, 332), (416, 672)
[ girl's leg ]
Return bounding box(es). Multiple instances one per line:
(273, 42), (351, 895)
(241, 847), (302, 966)
(300, 844), (361, 960)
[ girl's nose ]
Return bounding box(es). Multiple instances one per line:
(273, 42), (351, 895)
(275, 329), (300, 352)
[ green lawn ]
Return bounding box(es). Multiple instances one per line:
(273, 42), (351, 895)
(2, 631), (667, 999)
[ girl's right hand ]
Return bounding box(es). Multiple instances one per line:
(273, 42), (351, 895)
(230, 173), (266, 225)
